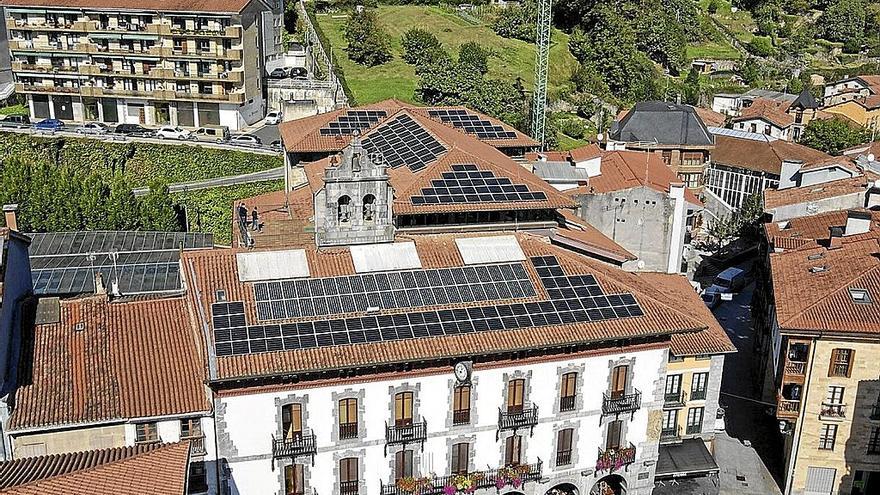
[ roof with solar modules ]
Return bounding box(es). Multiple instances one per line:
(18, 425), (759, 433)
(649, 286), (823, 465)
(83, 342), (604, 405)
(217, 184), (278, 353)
(182, 232), (734, 383)
(278, 99), (539, 154)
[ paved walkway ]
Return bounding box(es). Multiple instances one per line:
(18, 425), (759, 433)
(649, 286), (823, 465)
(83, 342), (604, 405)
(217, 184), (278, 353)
(132, 166), (284, 196)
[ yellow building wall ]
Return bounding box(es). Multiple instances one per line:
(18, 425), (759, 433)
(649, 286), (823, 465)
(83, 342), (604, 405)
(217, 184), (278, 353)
(823, 102), (879, 128)
(789, 338), (880, 495)
(12, 424), (126, 458)
(666, 356), (713, 433)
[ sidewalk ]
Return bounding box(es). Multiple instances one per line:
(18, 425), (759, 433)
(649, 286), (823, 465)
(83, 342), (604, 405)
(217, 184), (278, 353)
(715, 432), (782, 495)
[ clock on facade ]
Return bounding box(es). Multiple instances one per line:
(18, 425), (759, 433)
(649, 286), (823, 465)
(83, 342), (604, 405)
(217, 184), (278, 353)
(454, 361), (471, 383)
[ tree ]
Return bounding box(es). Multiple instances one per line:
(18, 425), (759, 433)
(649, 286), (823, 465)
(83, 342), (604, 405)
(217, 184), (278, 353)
(819, 0), (866, 46)
(746, 36), (775, 57)
(400, 28), (446, 67)
(458, 42), (489, 76)
(139, 180), (179, 231)
(283, 0), (298, 34)
(343, 8), (392, 67)
(707, 0), (720, 14)
(682, 67), (701, 105)
(634, 1), (687, 72)
(739, 57), (762, 85)
(802, 118), (871, 154)
(492, 1), (537, 42)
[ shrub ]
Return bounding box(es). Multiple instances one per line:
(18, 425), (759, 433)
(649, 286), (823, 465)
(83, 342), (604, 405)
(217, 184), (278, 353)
(747, 36), (775, 57)
(707, 0), (720, 14)
(458, 41), (489, 75)
(344, 8), (392, 66)
(557, 118), (587, 139)
(492, 1), (536, 42)
(401, 28), (447, 67)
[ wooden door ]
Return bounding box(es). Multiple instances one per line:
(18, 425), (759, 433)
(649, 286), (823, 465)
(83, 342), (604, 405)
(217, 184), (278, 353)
(611, 365), (628, 399)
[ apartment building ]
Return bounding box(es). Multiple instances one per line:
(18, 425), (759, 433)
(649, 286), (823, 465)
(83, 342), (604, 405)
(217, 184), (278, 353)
(823, 76), (880, 107)
(758, 210), (880, 495)
(0, 0), (283, 130)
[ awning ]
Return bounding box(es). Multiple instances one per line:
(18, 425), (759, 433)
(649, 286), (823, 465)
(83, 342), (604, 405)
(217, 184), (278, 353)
(121, 34), (159, 41)
(655, 439), (719, 478)
(88, 33), (122, 39)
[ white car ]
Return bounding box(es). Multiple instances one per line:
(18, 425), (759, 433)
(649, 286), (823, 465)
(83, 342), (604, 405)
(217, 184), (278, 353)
(155, 126), (192, 140)
(75, 122), (109, 135)
(265, 110), (283, 125)
(230, 134), (262, 147)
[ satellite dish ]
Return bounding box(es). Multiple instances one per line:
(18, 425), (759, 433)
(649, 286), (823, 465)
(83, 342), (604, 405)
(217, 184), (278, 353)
(596, 133), (604, 142)
(868, 153), (876, 162)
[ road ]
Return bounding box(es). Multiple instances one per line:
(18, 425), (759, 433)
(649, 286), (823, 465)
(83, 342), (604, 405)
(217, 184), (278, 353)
(713, 280), (784, 495)
(132, 166), (284, 196)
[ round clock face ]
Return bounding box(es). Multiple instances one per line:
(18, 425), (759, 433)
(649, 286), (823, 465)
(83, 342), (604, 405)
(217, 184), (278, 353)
(454, 362), (469, 382)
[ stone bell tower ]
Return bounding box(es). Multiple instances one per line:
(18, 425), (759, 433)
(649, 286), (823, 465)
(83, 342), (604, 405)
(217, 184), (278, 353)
(314, 133), (394, 247)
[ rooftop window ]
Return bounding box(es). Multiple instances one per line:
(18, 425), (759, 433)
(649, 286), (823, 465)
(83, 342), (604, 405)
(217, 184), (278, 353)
(849, 288), (871, 304)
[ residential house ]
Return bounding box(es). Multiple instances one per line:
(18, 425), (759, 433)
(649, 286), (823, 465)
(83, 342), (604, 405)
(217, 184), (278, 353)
(704, 127), (830, 215)
(756, 210), (880, 495)
(822, 96), (880, 131)
(712, 88), (800, 117)
(0, 0), (283, 130)
(0, 442), (194, 493)
(823, 75), (880, 106)
(609, 101), (715, 191)
(763, 158), (876, 221)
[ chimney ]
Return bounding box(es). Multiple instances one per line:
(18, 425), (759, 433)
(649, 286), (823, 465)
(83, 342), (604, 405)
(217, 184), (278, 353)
(844, 209), (872, 236)
(3, 204), (18, 231)
(666, 183), (687, 274)
(95, 271), (107, 295)
(778, 160), (803, 190)
(867, 182), (880, 209)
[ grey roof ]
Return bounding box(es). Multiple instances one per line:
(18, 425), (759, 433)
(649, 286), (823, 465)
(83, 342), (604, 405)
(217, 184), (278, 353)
(743, 88), (798, 104)
(533, 162), (590, 182)
(656, 438), (719, 477)
(790, 88), (819, 110)
(611, 101), (714, 147)
(708, 126), (778, 142)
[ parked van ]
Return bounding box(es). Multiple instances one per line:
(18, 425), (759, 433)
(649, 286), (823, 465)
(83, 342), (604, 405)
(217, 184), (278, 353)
(706, 267), (748, 294)
(193, 125), (230, 143)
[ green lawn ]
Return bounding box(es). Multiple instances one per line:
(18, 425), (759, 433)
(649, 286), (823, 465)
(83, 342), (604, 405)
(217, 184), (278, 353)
(687, 41), (741, 61)
(316, 6), (577, 105)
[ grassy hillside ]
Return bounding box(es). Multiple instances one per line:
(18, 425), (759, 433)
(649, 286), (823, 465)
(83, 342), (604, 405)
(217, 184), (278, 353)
(315, 6), (577, 104)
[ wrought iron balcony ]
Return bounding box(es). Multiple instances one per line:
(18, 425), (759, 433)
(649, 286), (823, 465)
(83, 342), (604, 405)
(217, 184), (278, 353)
(777, 397), (801, 418)
(452, 410), (470, 425)
(596, 443), (636, 473)
(340, 480), (359, 495)
(559, 395), (576, 412)
(686, 424), (703, 435)
(602, 389), (641, 417)
(497, 405), (538, 439)
(339, 422), (358, 440)
(385, 419), (427, 455)
(185, 435), (207, 456)
(819, 403), (846, 420)
(379, 460), (542, 495)
(556, 448), (573, 466)
(271, 431), (317, 461)
(660, 425), (680, 442)
(663, 390), (687, 408)
(691, 389), (707, 401)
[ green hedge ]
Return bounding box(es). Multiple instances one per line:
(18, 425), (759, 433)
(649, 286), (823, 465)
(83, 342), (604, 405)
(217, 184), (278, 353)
(306, 7), (357, 105)
(173, 180), (284, 245)
(0, 133), (282, 185)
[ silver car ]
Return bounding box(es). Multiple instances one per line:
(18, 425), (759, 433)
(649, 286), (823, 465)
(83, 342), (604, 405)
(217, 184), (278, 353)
(75, 122), (109, 135)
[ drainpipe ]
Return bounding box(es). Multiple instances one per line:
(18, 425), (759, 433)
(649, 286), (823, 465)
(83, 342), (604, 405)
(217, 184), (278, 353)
(784, 335), (818, 495)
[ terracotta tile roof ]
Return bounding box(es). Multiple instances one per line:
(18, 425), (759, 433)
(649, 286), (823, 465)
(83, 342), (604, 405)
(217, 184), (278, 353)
(279, 100), (537, 153)
(554, 210), (636, 262)
(8, 296), (210, 431)
(764, 172), (876, 210)
(0, 444), (170, 489)
(770, 236), (880, 335)
(764, 209), (880, 250)
(0, 442), (190, 495)
(732, 98), (794, 128)
(0, 0), (251, 13)
(711, 134), (831, 175)
(565, 150), (701, 205)
(524, 144), (602, 166)
(856, 75), (880, 93)
(183, 233), (729, 381)
(798, 155), (858, 172)
(693, 107), (727, 127)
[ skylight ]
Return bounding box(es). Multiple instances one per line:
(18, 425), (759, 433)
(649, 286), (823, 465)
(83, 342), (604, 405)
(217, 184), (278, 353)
(848, 288), (872, 304)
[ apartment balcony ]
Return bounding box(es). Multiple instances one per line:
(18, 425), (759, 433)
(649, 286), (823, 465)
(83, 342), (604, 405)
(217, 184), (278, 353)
(385, 419), (427, 455)
(8, 40), (34, 50)
(784, 361), (807, 377)
(685, 424), (703, 435)
(185, 435), (207, 456)
(170, 47), (241, 61)
(663, 390), (687, 409)
(596, 443), (636, 473)
(6, 19), (95, 32)
(271, 431), (317, 461)
(174, 91), (245, 104)
(777, 396), (801, 420)
(12, 62), (78, 74)
(819, 403), (846, 421)
(379, 460), (542, 495)
(169, 25), (241, 38)
(691, 389), (707, 401)
(602, 389), (641, 418)
(660, 425), (680, 442)
(497, 405), (538, 438)
(145, 23), (172, 35)
(16, 83), (80, 94)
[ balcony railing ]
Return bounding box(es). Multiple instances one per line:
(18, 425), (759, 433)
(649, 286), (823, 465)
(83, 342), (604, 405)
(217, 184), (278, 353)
(819, 403), (846, 420)
(185, 435), (207, 456)
(452, 410), (470, 425)
(271, 431), (317, 461)
(379, 460), (542, 495)
(385, 419), (427, 454)
(691, 389), (707, 401)
(686, 423), (703, 435)
(339, 422), (358, 440)
(556, 449), (572, 466)
(559, 395), (576, 412)
(596, 443), (636, 473)
(661, 425), (680, 441)
(785, 361), (806, 376)
(663, 390), (686, 408)
(340, 480), (359, 495)
(602, 389), (641, 417)
(497, 405), (538, 439)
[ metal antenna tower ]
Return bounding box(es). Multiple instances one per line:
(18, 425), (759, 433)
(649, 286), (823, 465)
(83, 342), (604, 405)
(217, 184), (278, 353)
(531, 0), (552, 149)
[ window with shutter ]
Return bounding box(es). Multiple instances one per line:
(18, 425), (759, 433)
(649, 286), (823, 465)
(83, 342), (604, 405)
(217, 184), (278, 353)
(394, 392), (414, 427)
(556, 428), (573, 466)
(282, 404), (302, 440)
(504, 435), (522, 466)
(606, 420), (622, 450)
(829, 349), (853, 377)
(339, 458), (358, 495)
(451, 442), (469, 474)
(338, 398), (358, 440)
(395, 450), (414, 481)
(284, 464), (305, 495)
(560, 372), (577, 412)
(452, 386), (471, 425)
(507, 379), (524, 413)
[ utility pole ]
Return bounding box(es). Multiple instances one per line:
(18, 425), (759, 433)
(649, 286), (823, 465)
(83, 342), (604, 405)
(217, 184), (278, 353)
(531, 0), (551, 149)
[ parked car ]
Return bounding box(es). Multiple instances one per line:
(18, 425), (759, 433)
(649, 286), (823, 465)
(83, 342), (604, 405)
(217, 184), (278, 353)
(193, 125), (230, 143)
(32, 119), (64, 131)
(113, 123), (155, 137)
(230, 134), (261, 147)
(0, 114), (30, 128)
(265, 110), (283, 125)
(705, 267), (748, 295)
(288, 67), (307, 79)
(268, 67), (287, 79)
(701, 291), (722, 309)
(269, 139), (283, 150)
(75, 122), (109, 135)
(155, 126), (192, 140)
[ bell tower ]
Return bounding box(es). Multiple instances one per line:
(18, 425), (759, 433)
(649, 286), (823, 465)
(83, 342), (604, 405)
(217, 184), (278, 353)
(314, 133), (394, 247)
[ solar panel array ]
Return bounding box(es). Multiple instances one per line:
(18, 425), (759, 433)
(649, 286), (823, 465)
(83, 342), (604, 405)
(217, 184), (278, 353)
(362, 114), (446, 172)
(410, 164), (548, 205)
(318, 110), (388, 136)
(29, 231), (213, 296)
(427, 109), (517, 140)
(212, 255), (644, 357)
(252, 262), (536, 321)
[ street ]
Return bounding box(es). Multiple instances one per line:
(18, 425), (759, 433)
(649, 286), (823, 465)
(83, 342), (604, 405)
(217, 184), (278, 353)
(713, 281), (784, 495)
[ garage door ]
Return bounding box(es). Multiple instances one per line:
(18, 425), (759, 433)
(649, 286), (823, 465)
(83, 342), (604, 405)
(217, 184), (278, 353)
(805, 467), (836, 495)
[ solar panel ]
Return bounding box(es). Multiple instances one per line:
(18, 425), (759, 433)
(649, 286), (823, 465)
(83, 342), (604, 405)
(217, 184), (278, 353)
(427, 109), (518, 140)
(362, 114), (445, 172)
(28, 231), (213, 256)
(410, 164), (548, 205)
(252, 262), (536, 321)
(216, 256), (644, 357)
(318, 110), (388, 136)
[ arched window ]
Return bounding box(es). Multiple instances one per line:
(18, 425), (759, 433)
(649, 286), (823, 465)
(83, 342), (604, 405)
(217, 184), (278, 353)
(362, 194), (376, 222)
(337, 195), (351, 224)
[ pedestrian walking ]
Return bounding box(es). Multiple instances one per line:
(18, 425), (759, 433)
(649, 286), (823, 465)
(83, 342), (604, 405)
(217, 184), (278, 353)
(251, 207), (259, 231)
(237, 202), (247, 225)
